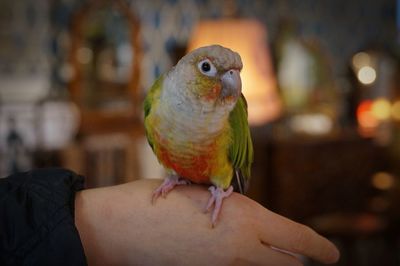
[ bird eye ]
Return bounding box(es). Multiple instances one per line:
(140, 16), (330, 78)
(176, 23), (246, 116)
(198, 59), (217, 77)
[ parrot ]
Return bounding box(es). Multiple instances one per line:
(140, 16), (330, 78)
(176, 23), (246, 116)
(144, 45), (253, 226)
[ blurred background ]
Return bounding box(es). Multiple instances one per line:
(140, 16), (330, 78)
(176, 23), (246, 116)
(1, 0), (400, 265)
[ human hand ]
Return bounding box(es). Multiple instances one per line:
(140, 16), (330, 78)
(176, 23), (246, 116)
(75, 179), (339, 265)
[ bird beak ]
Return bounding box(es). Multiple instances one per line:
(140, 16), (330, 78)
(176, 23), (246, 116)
(220, 69), (241, 100)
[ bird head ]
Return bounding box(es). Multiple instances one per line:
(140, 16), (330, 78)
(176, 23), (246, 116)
(170, 45), (243, 105)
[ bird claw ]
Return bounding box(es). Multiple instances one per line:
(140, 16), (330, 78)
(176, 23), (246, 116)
(152, 176), (190, 204)
(204, 186), (234, 227)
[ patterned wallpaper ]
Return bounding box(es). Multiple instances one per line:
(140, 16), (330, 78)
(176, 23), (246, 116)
(0, 0), (396, 97)
(0, 0), (50, 102)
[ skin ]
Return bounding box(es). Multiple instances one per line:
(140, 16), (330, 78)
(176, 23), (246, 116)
(75, 179), (339, 265)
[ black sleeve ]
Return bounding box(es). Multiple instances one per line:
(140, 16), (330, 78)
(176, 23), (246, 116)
(0, 168), (87, 266)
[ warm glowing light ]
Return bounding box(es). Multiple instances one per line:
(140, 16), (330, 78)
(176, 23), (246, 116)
(188, 19), (281, 125)
(352, 52), (371, 69)
(357, 66), (376, 85)
(371, 98), (391, 120)
(357, 100), (378, 129)
(391, 101), (400, 121)
(371, 172), (395, 190)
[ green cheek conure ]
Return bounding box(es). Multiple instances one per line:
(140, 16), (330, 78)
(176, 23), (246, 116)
(144, 45), (253, 226)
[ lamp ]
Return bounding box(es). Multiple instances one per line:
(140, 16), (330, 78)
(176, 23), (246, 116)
(187, 19), (281, 126)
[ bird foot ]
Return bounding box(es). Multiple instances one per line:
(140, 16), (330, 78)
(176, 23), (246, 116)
(152, 175), (190, 204)
(205, 186), (234, 227)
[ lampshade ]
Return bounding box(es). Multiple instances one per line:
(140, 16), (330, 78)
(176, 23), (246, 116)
(188, 19), (281, 125)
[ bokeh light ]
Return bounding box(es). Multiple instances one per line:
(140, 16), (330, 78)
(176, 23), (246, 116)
(352, 52), (371, 69)
(371, 98), (391, 120)
(391, 100), (400, 121)
(357, 100), (378, 129)
(371, 172), (395, 190)
(77, 47), (93, 64)
(357, 66), (376, 85)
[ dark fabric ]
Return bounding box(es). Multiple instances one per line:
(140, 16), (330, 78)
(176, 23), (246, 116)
(0, 168), (87, 266)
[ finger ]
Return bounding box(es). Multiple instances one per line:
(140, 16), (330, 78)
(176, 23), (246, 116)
(255, 208), (339, 264)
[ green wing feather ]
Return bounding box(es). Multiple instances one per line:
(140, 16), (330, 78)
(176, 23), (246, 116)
(228, 94), (254, 193)
(143, 75), (164, 150)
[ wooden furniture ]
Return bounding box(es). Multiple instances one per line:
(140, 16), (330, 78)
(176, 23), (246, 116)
(68, 0), (142, 135)
(252, 131), (389, 221)
(66, 0), (144, 187)
(248, 129), (400, 265)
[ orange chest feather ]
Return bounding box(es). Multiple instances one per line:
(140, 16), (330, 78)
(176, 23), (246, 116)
(157, 143), (217, 184)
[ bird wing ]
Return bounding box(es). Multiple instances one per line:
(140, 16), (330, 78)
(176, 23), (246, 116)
(228, 94), (254, 194)
(144, 75), (164, 151)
